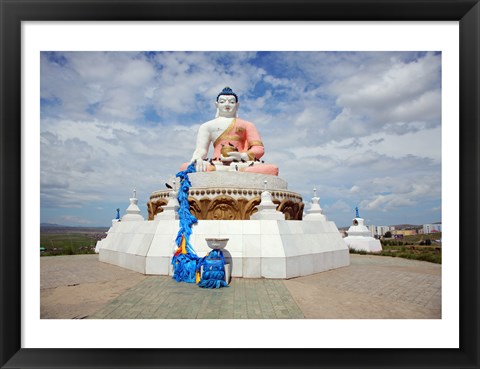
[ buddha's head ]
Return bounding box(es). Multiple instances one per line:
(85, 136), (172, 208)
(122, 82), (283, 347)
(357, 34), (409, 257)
(215, 87), (239, 118)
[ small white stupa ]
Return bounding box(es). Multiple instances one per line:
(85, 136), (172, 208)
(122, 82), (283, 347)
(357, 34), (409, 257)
(95, 188), (144, 254)
(121, 188), (145, 222)
(155, 180), (179, 220)
(344, 207), (382, 253)
(303, 188), (327, 221)
(250, 180), (284, 220)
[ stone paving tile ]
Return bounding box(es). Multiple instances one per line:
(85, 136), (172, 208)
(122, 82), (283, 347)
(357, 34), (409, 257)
(41, 254), (441, 320)
(41, 254), (145, 289)
(89, 277), (304, 319)
(41, 254), (147, 319)
(283, 255), (441, 319)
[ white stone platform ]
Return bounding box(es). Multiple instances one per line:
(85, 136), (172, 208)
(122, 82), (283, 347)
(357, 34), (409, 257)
(98, 218), (350, 279)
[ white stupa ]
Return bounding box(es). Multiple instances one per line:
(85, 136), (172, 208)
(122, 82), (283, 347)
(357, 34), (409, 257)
(344, 207), (382, 253)
(121, 188), (145, 222)
(155, 180), (179, 220)
(303, 188), (327, 222)
(95, 189), (144, 253)
(250, 180), (284, 220)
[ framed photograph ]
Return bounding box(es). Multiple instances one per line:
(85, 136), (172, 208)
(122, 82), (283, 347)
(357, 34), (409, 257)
(1, 0), (479, 368)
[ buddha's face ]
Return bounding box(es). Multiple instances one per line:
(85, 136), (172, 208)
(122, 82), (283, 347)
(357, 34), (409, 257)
(216, 95), (239, 118)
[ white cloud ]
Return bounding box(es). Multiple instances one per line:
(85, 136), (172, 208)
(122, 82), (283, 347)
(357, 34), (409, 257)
(40, 118), (196, 211)
(40, 51), (442, 226)
(349, 185), (360, 194)
(324, 199), (351, 213)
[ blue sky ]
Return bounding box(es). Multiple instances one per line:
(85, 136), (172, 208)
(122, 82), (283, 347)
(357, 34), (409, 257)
(40, 51), (441, 228)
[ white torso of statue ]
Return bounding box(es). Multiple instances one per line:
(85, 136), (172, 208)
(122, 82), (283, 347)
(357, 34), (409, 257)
(182, 87), (278, 176)
(190, 93), (242, 167)
(196, 116), (235, 147)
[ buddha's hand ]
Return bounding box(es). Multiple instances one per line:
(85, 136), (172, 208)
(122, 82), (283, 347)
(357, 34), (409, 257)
(226, 152), (249, 162)
(220, 155), (235, 163)
(191, 157), (207, 172)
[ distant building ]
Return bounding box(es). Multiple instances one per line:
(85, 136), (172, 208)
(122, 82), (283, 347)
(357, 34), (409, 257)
(423, 223), (442, 234)
(375, 225), (395, 236)
(364, 225), (396, 237)
(392, 229), (418, 237)
(366, 225), (376, 237)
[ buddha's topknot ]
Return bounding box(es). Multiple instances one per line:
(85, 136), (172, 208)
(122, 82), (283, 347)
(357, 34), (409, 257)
(216, 86), (238, 102)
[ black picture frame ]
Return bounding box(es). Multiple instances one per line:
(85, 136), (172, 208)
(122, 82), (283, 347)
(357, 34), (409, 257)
(1, 1), (479, 368)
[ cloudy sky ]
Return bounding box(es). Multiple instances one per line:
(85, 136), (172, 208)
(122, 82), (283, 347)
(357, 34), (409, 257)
(40, 51), (441, 228)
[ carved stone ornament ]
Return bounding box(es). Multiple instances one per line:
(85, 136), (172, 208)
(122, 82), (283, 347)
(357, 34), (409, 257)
(147, 198), (168, 220)
(148, 195), (303, 221)
(277, 199), (305, 220)
(189, 195), (261, 220)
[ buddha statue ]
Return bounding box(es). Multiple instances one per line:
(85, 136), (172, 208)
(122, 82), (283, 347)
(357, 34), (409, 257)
(180, 87), (279, 176)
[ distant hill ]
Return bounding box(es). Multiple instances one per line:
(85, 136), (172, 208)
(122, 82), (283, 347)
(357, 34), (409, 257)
(40, 224), (109, 234)
(40, 222), (69, 228)
(390, 224), (422, 230)
(338, 223), (437, 230)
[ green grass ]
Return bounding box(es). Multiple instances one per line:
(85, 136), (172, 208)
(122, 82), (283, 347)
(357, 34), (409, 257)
(349, 247), (441, 264)
(378, 245), (442, 264)
(383, 232), (442, 246)
(349, 233), (442, 264)
(40, 233), (100, 256)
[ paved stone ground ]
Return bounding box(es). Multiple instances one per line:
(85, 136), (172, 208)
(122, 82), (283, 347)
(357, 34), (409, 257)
(41, 254), (147, 319)
(40, 254), (441, 319)
(90, 277), (303, 319)
(284, 255), (441, 319)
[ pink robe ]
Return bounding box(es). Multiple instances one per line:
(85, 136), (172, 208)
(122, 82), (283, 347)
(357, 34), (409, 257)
(181, 118), (279, 176)
(212, 118), (264, 161)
